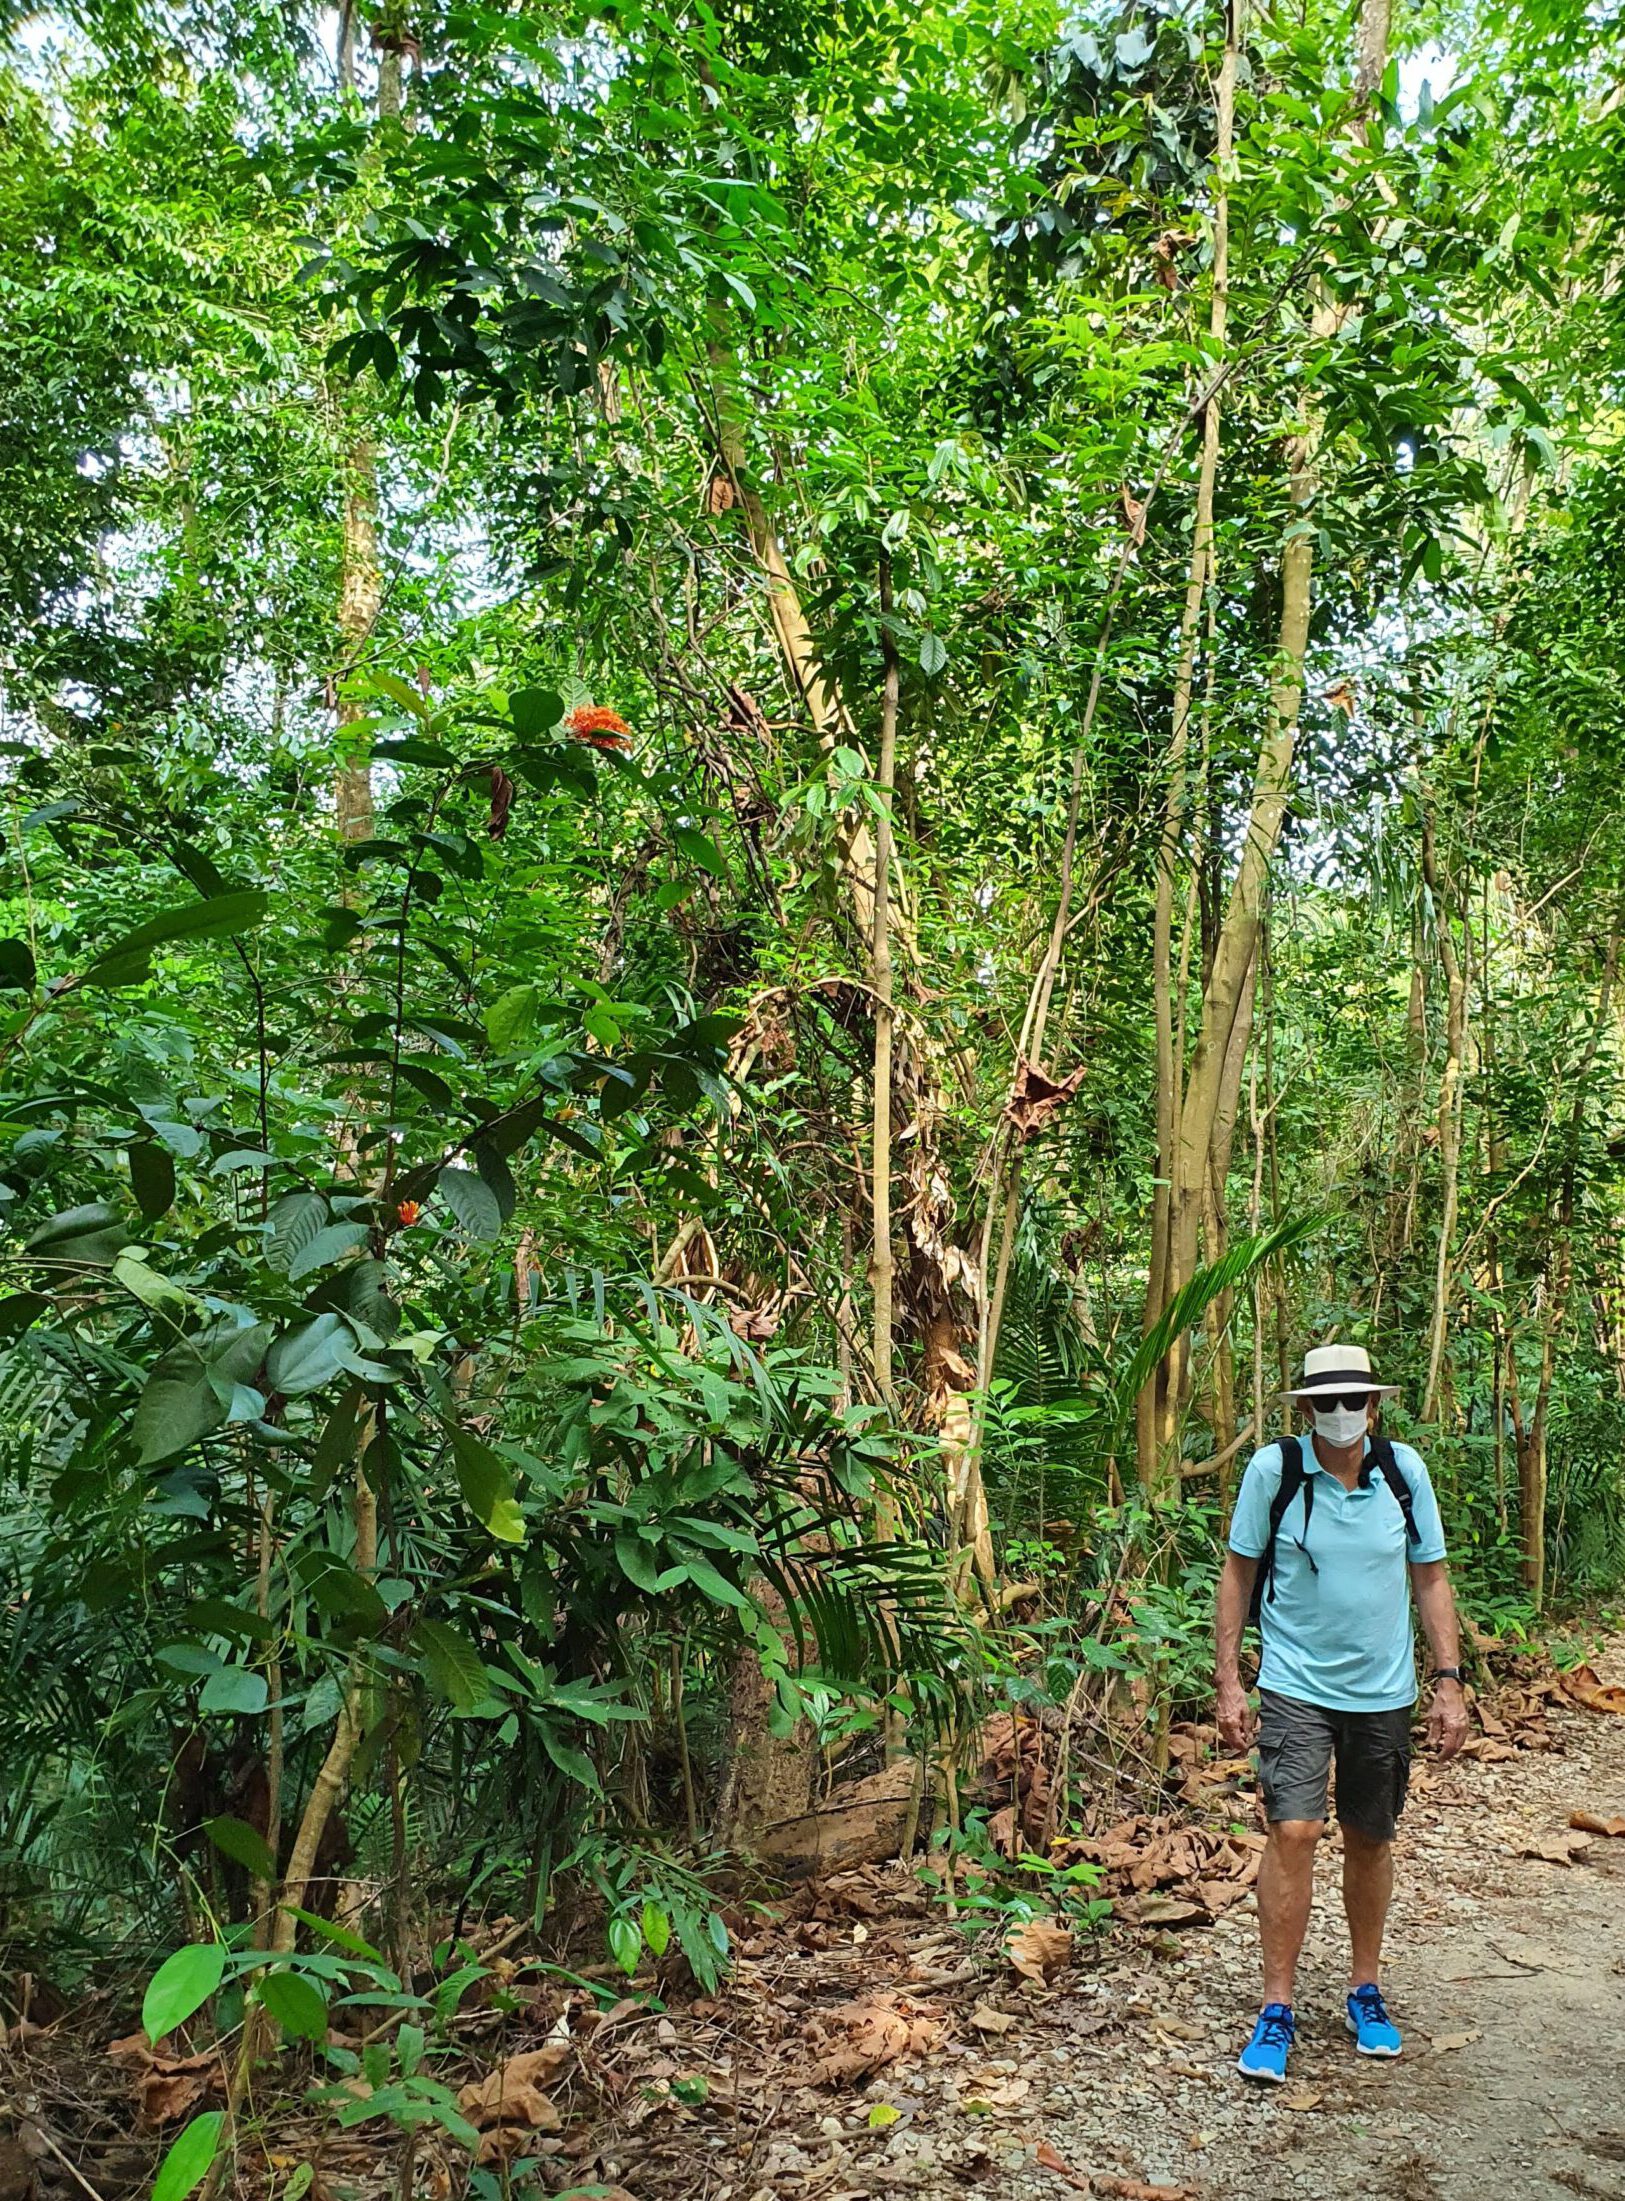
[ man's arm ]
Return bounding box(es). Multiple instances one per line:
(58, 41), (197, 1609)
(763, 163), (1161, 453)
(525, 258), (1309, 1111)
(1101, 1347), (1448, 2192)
(1215, 1550), (1260, 1752)
(1411, 1557), (1469, 1758)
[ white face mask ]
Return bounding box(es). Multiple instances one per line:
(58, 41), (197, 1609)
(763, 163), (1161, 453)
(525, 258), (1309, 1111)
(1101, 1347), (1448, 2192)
(1312, 1401), (1369, 1448)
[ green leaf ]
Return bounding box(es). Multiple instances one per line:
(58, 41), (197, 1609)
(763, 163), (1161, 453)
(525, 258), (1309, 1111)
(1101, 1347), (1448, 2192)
(286, 1221), (371, 1283)
(437, 1165), (502, 1239)
(448, 1425), (526, 1544)
(918, 629), (948, 677)
(151, 2113), (225, 2201)
(85, 890), (268, 986)
(132, 1346), (227, 1466)
(199, 1666), (270, 1716)
(129, 1140), (177, 1222)
(614, 1532), (663, 1592)
(607, 1915), (641, 1976)
(312, 1384), (365, 1499)
(143, 1942), (227, 2045)
(510, 686), (563, 738)
(0, 1293), (48, 1339)
(414, 1620), (491, 1713)
(259, 1968), (330, 2041)
(204, 1814), (277, 1883)
(680, 1552), (750, 1610)
(266, 1191), (330, 1276)
(641, 1900), (671, 1959)
(370, 671), (430, 720)
(0, 937), (36, 991)
(25, 1204), (131, 1267)
(486, 983), (540, 1050)
(673, 825), (728, 879)
(267, 1314), (352, 1396)
(538, 1721), (602, 1792)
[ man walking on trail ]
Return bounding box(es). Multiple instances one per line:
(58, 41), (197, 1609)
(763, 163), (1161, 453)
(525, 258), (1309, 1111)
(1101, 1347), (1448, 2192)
(1214, 1344), (1469, 2081)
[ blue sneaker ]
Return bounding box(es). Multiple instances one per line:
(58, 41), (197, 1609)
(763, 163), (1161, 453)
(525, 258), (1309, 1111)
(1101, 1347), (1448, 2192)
(1237, 2002), (1295, 2082)
(1346, 1982), (1402, 2057)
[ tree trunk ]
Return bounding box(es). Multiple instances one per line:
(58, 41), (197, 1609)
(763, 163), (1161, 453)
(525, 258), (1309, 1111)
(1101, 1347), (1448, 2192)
(1135, 0), (1392, 1492)
(1420, 805), (1469, 1423)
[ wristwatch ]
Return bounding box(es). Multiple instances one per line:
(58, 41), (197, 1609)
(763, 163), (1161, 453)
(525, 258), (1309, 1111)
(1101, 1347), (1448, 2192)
(1432, 1666), (1464, 1685)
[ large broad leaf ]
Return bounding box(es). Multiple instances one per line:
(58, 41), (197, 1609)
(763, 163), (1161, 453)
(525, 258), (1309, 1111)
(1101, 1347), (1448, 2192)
(266, 1191), (330, 1276)
(143, 1942), (226, 2045)
(131, 1346), (227, 1466)
(258, 1968), (330, 2041)
(204, 1815), (277, 1883)
(509, 685), (563, 738)
(24, 1203), (131, 1267)
(437, 1164), (502, 1239)
(448, 1425), (526, 1544)
(128, 1140), (177, 1222)
(0, 937), (36, 991)
(199, 1666), (269, 1716)
(151, 2112), (225, 2201)
(294, 1549), (390, 1630)
(85, 889), (267, 987)
(286, 1221), (371, 1284)
(267, 1314), (352, 1396)
(413, 1619), (493, 1713)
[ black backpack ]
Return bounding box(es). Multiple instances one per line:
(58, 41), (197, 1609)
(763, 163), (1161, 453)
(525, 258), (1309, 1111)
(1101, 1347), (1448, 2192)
(1246, 1432), (1422, 1630)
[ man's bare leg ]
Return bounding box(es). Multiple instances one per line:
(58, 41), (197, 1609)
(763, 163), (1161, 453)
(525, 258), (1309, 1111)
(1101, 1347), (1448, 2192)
(1341, 1824), (1393, 1989)
(1257, 1817), (1322, 2005)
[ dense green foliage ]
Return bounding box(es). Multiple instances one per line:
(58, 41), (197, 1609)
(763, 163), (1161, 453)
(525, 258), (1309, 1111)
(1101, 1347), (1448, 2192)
(5, 0), (1625, 2177)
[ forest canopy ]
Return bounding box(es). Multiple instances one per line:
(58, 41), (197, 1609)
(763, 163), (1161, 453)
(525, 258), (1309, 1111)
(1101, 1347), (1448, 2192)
(4, 0), (1625, 2183)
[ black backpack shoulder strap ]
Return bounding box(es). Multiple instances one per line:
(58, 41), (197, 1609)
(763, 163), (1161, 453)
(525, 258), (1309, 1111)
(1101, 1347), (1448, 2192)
(1367, 1432), (1421, 1545)
(1257, 1435), (1308, 1608)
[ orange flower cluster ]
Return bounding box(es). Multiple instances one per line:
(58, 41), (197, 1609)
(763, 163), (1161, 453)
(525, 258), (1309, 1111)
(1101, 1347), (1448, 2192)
(565, 704), (633, 753)
(396, 1200), (422, 1227)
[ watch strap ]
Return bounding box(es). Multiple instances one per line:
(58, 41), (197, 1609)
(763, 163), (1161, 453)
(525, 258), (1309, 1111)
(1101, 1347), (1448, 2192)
(1432, 1665), (1464, 1683)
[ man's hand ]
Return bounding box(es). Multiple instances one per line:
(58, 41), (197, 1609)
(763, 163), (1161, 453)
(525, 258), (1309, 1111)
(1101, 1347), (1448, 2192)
(1216, 1676), (1256, 1755)
(1427, 1679), (1469, 1759)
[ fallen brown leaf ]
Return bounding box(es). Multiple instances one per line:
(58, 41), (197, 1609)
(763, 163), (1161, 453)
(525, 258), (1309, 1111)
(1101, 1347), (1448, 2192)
(1570, 1810), (1625, 1838)
(1429, 2028), (1481, 2054)
(1561, 1664), (1625, 1716)
(1094, 2179), (1200, 2200)
(457, 2044), (570, 2130)
(1036, 2140), (1091, 2191)
(804, 1997), (944, 2085)
(1518, 1830), (1594, 1865)
(1006, 1917), (1074, 1982)
(1281, 2087), (1322, 2111)
(967, 2004), (1019, 2035)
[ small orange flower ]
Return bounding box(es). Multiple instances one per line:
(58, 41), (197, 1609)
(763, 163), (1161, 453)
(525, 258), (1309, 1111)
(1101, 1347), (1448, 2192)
(565, 703), (633, 753)
(396, 1200), (422, 1227)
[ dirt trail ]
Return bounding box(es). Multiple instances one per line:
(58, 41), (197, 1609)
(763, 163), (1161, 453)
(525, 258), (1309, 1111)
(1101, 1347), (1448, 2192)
(872, 1641), (1625, 2201)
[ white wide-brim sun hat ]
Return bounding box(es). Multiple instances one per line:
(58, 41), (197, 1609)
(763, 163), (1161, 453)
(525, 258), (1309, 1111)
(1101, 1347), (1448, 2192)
(1280, 1343), (1400, 1401)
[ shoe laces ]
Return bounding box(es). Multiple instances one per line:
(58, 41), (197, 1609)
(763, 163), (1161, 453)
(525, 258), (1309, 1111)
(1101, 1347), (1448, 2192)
(1350, 1984), (1390, 2026)
(1257, 2004), (1295, 2047)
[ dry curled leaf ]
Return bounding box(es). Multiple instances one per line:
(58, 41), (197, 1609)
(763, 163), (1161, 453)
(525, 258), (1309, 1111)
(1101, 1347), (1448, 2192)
(1561, 1664), (1625, 1716)
(968, 2003), (1019, 2035)
(1036, 2139), (1091, 2191)
(1429, 2028), (1481, 2054)
(1571, 1810), (1625, 1838)
(1095, 2178), (1200, 2200)
(1006, 1917), (1074, 1981)
(1282, 2087), (1322, 2111)
(457, 2043), (570, 2130)
(1120, 489), (1148, 543)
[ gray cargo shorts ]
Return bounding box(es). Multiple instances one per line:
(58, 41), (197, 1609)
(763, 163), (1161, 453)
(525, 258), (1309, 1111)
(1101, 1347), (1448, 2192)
(1257, 1689), (1413, 1842)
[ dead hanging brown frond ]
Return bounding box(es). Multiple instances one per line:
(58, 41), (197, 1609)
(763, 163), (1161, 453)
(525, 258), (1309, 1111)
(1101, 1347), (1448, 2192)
(1006, 1059), (1086, 1140)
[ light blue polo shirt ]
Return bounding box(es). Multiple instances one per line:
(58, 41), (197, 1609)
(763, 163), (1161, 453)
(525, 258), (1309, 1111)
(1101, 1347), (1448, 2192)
(1228, 1436), (1447, 1712)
